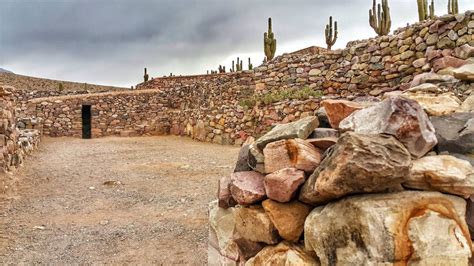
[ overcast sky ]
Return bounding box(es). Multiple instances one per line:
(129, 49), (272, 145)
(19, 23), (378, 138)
(0, 0), (473, 87)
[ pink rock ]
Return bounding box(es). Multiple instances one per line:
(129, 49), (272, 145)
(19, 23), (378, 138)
(425, 49), (442, 61)
(432, 56), (466, 72)
(229, 171), (266, 205)
(321, 100), (364, 129)
(218, 176), (237, 209)
(307, 137), (338, 151)
(263, 139), (321, 174)
(264, 168), (306, 203)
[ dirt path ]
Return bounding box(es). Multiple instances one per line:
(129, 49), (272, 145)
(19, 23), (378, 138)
(0, 136), (240, 265)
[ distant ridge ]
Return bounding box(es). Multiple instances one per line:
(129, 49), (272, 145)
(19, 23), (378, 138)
(0, 68), (13, 74)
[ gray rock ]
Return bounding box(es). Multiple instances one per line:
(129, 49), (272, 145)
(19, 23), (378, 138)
(255, 116), (319, 150)
(340, 96), (438, 158)
(234, 144), (252, 173)
(431, 113), (474, 155)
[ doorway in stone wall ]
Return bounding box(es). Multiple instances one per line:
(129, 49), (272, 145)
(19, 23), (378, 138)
(81, 105), (92, 139)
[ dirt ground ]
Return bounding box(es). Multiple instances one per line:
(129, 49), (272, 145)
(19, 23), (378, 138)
(0, 136), (240, 265)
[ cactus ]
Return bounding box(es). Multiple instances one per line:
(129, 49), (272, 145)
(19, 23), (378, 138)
(264, 17), (277, 61)
(144, 68), (149, 82)
(235, 57), (243, 71)
(448, 0), (458, 14)
(369, 0), (391, 36)
(248, 58), (253, 70)
(231, 60), (235, 72)
(418, 0), (435, 21)
(325, 16), (338, 50)
(58, 83), (64, 91)
(429, 0), (435, 19)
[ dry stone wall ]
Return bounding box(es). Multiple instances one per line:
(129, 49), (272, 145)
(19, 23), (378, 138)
(0, 85), (41, 196)
(253, 11), (474, 97)
(19, 11), (474, 146)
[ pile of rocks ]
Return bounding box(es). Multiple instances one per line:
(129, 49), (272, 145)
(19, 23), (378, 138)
(209, 94), (474, 265)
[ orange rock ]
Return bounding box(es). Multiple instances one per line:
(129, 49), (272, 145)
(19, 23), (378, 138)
(321, 99), (364, 129)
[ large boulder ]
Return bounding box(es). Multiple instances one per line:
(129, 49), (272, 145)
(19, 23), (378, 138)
(430, 112), (474, 156)
(299, 132), (411, 206)
(254, 116), (319, 150)
(234, 206), (279, 245)
(264, 168), (305, 203)
(263, 139), (321, 174)
(405, 155), (474, 198)
(262, 200), (312, 242)
(321, 99), (364, 129)
(208, 201), (240, 264)
(401, 91), (462, 116)
(208, 201), (264, 265)
(245, 242), (319, 266)
(304, 191), (472, 265)
(339, 96), (437, 158)
(229, 171), (266, 206)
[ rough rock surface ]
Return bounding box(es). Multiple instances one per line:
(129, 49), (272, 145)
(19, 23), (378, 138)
(262, 200), (312, 242)
(307, 137), (337, 151)
(304, 191), (472, 265)
(254, 116), (319, 150)
(310, 128), (339, 139)
(229, 171), (266, 206)
(245, 242), (319, 266)
(431, 112), (474, 155)
(208, 201), (240, 263)
(264, 168), (305, 203)
(401, 92), (462, 116)
(462, 94), (474, 112)
(218, 176), (237, 209)
(263, 138), (321, 174)
(453, 63), (474, 81)
(299, 132), (411, 206)
(405, 155), (474, 198)
(248, 143), (265, 173)
(339, 96), (437, 158)
(234, 206), (279, 245)
(234, 143), (252, 173)
(321, 99), (363, 129)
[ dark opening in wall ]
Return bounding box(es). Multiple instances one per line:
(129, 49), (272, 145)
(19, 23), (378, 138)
(81, 105), (92, 139)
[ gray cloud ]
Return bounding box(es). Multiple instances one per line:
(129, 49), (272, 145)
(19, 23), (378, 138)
(0, 0), (473, 87)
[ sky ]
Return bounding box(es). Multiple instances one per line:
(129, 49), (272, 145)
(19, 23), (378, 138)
(0, 0), (473, 87)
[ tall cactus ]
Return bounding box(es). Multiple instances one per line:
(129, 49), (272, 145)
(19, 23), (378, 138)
(418, 0), (435, 21)
(429, 0), (435, 19)
(448, 0), (458, 15)
(264, 17), (277, 61)
(144, 68), (149, 82)
(369, 0), (391, 36)
(248, 58), (253, 70)
(325, 16), (338, 50)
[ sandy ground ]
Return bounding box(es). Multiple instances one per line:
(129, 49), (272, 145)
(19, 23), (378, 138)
(0, 136), (240, 265)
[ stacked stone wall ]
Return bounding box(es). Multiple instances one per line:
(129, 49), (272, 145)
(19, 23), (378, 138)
(20, 11), (474, 145)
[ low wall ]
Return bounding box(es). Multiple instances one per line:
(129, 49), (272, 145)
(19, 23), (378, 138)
(27, 89), (171, 138)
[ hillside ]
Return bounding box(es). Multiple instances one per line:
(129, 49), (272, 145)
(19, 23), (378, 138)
(0, 68), (13, 74)
(0, 72), (127, 93)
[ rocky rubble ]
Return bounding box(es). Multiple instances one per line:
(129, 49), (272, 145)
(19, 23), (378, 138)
(209, 91), (474, 265)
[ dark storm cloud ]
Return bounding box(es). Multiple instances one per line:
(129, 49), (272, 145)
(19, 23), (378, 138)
(0, 0), (473, 87)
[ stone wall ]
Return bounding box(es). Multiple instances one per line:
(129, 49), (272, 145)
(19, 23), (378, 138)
(0, 85), (41, 196)
(27, 89), (171, 138)
(21, 11), (474, 145)
(253, 11), (473, 97)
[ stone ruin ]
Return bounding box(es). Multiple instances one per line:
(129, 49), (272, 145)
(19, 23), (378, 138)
(210, 90), (474, 264)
